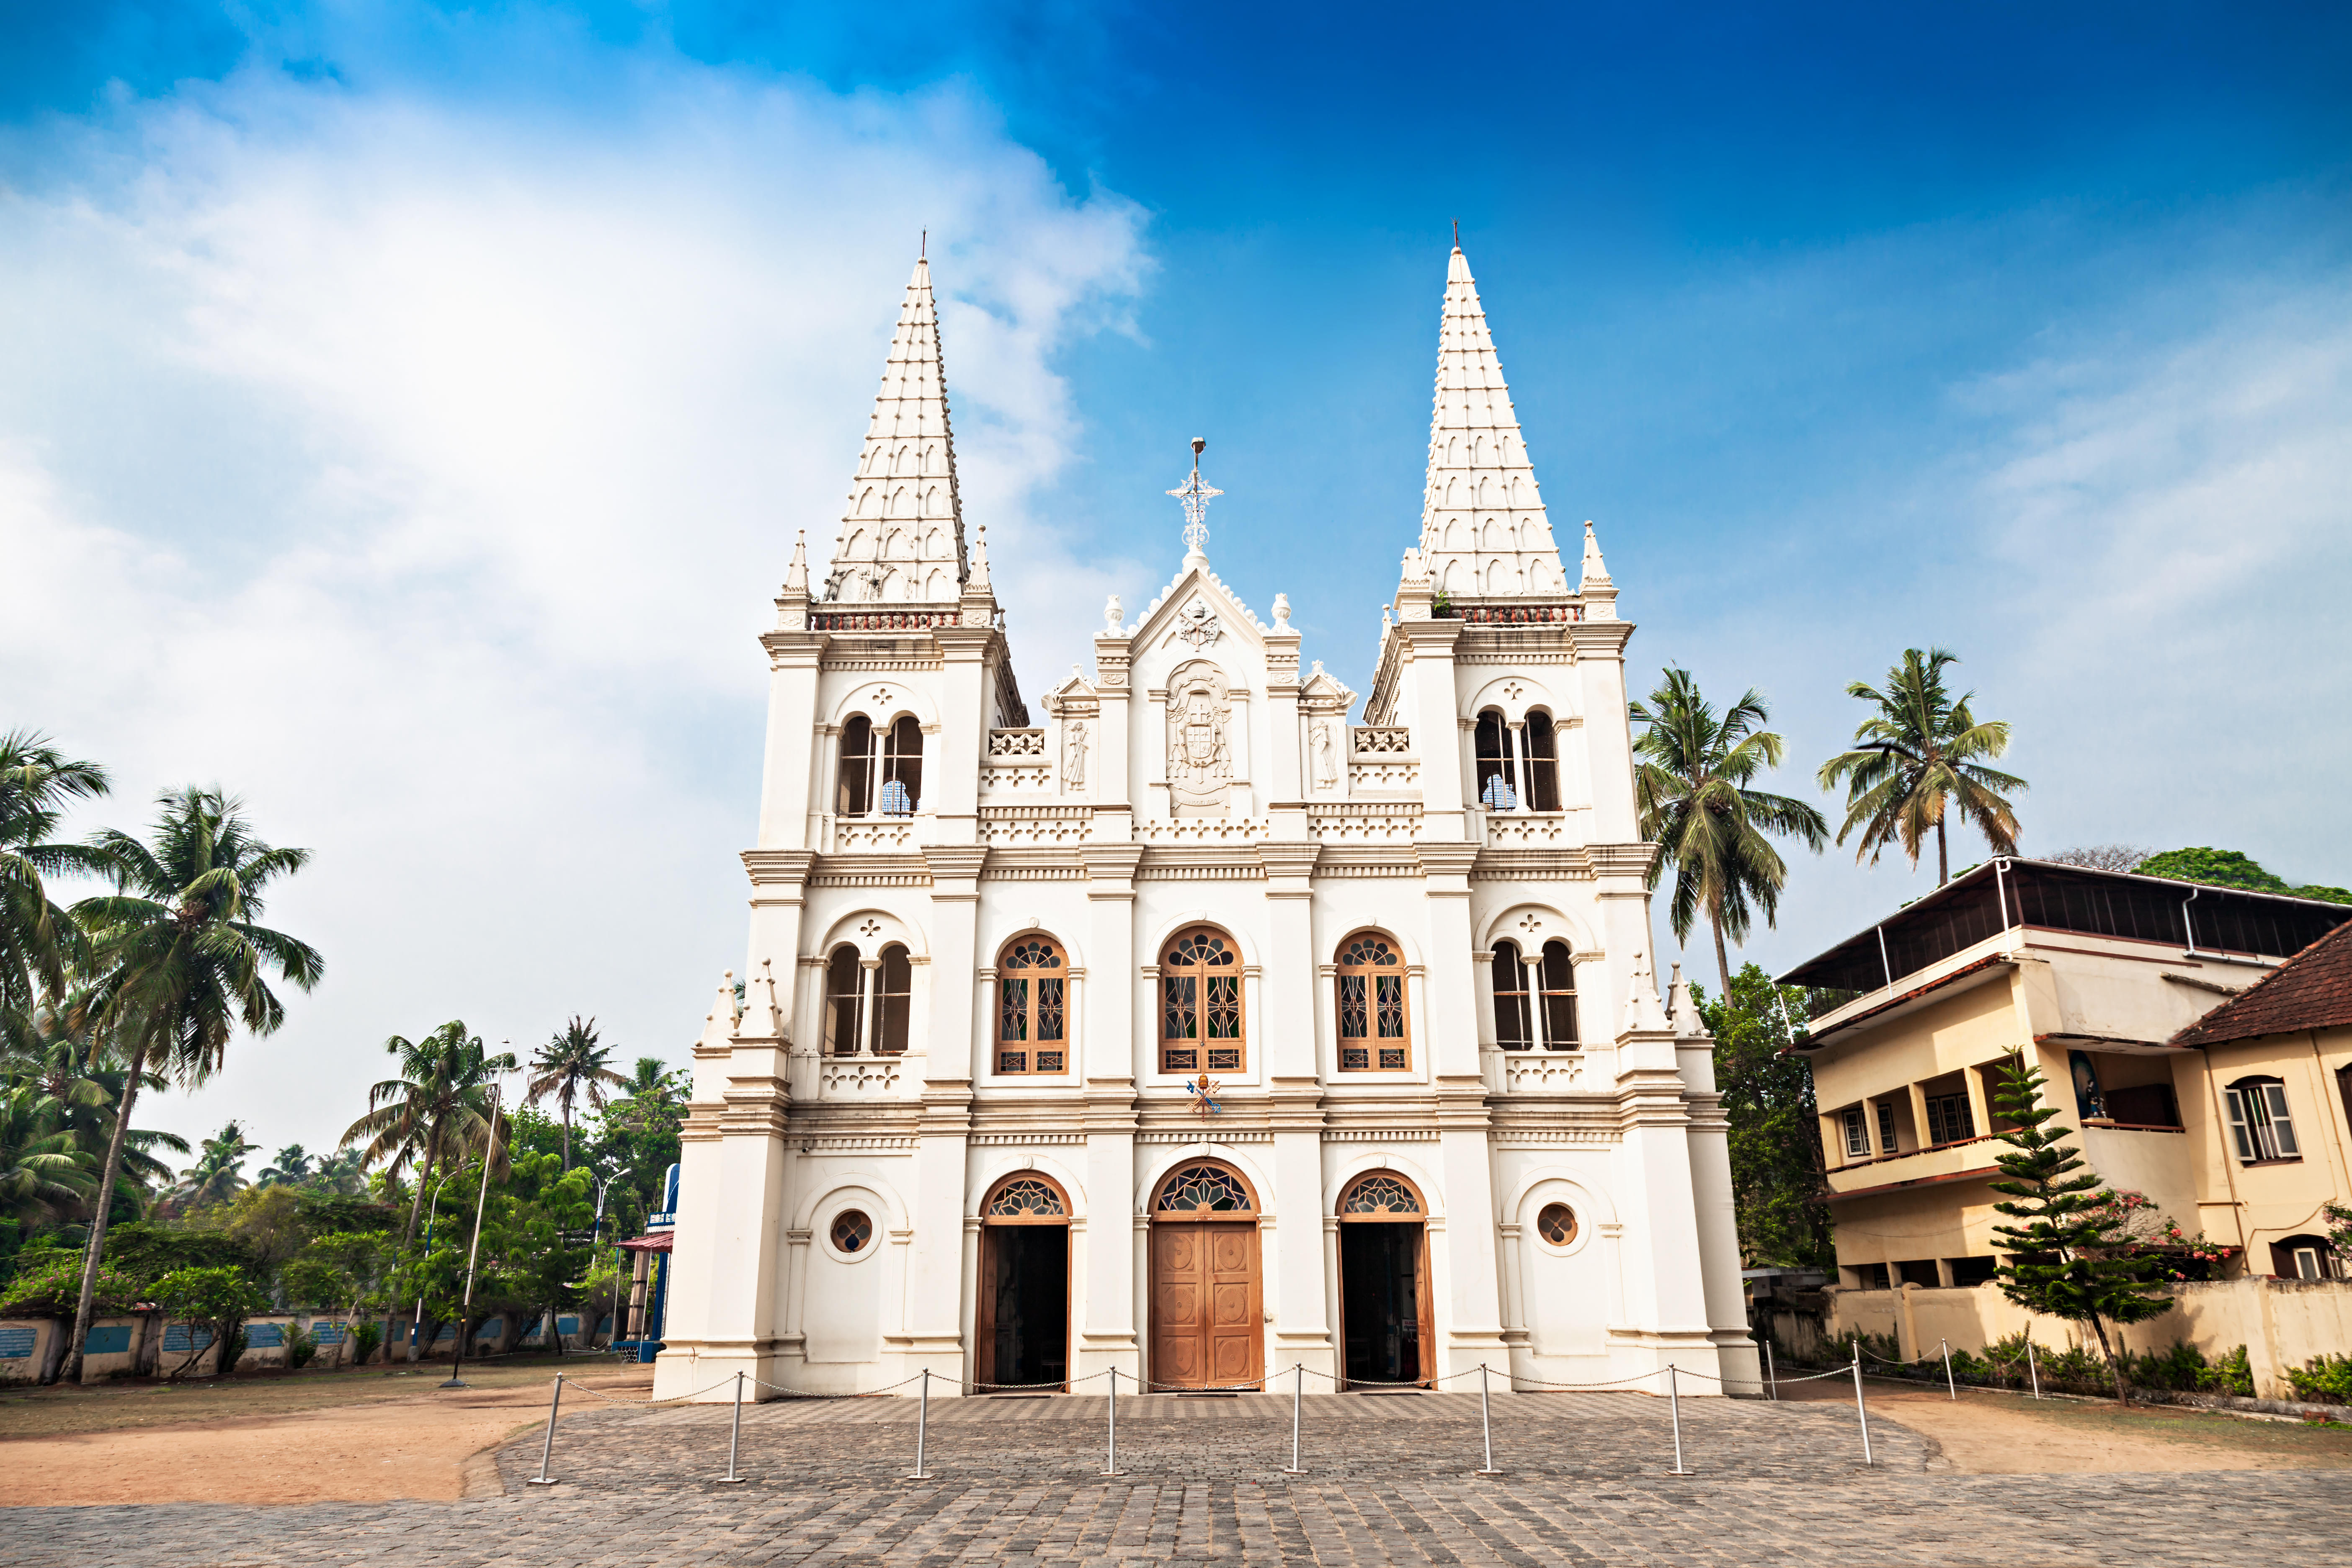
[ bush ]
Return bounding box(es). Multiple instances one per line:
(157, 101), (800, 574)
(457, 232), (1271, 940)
(0, 1253), (143, 1317)
(2206, 1345), (2254, 1397)
(351, 1320), (383, 1366)
(2285, 1353), (2352, 1406)
(285, 1322), (318, 1369)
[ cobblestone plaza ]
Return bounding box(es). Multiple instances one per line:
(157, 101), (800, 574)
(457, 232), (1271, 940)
(4, 1391), (2345, 1565)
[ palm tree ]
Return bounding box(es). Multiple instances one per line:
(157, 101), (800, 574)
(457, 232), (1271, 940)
(55, 786), (321, 1385)
(340, 1021), (514, 1360)
(1630, 668), (1830, 997)
(606, 1055), (685, 1134)
(0, 731), (111, 1046)
(312, 1148), (366, 1194)
(529, 1016), (627, 1168)
(258, 1144), (314, 1186)
(170, 1120), (257, 1210)
(0, 1083), (90, 1226)
(1818, 647), (2027, 885)
(7, 992), (188, 1204)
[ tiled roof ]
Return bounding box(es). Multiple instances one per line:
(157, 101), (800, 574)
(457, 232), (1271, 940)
(2171, 918), (2352, 1047)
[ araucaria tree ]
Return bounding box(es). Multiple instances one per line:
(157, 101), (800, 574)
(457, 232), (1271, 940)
(1630, 668), (1828, 996)
(1986, 1062), (2171, 1403)
(529, 1016), (627, 1169)
(1818, 647), (2025, 885)
(57, 787), (321, 1384)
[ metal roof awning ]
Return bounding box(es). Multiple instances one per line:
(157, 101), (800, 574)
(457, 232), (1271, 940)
(617, 1232), (673, 1253)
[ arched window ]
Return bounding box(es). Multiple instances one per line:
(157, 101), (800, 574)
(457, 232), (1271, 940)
(1161, 926), (1243, 1075)
(1153, 1161), (1256, 1215)
(996, 935), (1068, 1075)
(1491, 941), (1532, 1049)
(836, 717), (874, 817)
(824, 945), (864, 1056)
(984, 1174), (1069, 1220)
(874, 944), (912, 1055)
(1338, 1172), (1424, 1217)
(1524, 711), (1561, 811)
(881, 716), (923, 815)
(1475, 710), (1517, 811)
(2225, 1077), (2300, 1164)
(1536, 940), (1578, 1050)
(1336, 931), (1410, 1072)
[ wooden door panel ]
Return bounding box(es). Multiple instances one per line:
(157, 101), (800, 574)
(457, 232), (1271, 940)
(1151, 1220), (1263, 1390)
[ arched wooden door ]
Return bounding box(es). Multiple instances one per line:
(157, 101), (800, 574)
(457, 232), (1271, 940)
(1148, 1161), (1264, 1390)
(976, 1175), (1070, 1390)
(1337, 1171), (1432, 1389)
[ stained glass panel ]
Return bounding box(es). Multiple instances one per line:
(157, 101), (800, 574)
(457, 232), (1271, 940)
(1375, 974), (1406, 1039)
(1338, 974), (1369, 1039)
(1037, 977), (1065, 1041)
(1155, 1163), (1252, 1213)
(986, 1176), (1067, 1217)
(999, 978), (1029, 1041)
(1340, 1174), (1421, 1216)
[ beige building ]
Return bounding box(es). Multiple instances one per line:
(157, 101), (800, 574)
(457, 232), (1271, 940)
(1781, 859), (2352, 1291)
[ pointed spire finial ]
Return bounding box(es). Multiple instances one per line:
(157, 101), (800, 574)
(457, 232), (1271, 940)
(783, 529), (809, 593)
(968, 521), (992, 589)
(1452, 217), (1460, 251)
(920, 228), (927, 259)
(1167, 438), (1222, 566)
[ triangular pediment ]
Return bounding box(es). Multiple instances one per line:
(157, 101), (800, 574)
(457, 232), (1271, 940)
(1130, 562), (1269, 657)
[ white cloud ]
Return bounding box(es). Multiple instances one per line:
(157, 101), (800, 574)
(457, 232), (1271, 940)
(0, 53), (1148, 1157)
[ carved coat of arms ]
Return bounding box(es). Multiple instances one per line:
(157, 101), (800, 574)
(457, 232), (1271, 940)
(1166, 671), (1232, 817)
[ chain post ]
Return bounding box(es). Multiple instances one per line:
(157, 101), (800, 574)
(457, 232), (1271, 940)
(1941, 1338), (1956, 1401)
(527, 1372), (563, 1486)
(1665, 1364), (1692, 1475)
(906, 1367), (932, 1479)
(1283, 1363), (1305, 1474)
(1764, 1338), (1777, 1401)
(1850, 1346), (1874, 1467)
(718, 1370), (748, 1483)
(2027, 1338), (2041, 1399)
(1476, 1363), (1501, 1475)
(1103, 1367), (1124, 1475)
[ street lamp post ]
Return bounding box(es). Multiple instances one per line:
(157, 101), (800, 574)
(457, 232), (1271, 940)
(407, 1171), (462, 1365)
(441, 1075), (508, 1391)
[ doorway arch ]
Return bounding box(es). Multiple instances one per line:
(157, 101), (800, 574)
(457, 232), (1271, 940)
(1148, 1160), (1264, 1390)
(977, 1174), (1071, 1390)
(1336, 1171), (1431, 1389)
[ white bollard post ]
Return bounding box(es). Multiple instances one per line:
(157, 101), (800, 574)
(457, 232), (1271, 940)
(1103, 1367), (1124, 1476)
(1941, 1338), (1956, 1402)
(528, 1372), (563, 1486)
(1764, 1338), (1778, 1401)
(2027, 1338), (2042, 1400)
(906, 1367), (932, 1479)
(1850, 1346), (1874, 1467)
(1665, 1364), (1692, 1476)
(1477, 1363), (1501, 1475)
(1284, 1363), (1305, 1474)
(719, 1370), (748, 1483)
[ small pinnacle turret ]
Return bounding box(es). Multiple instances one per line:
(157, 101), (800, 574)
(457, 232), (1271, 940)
(822, 255), (968, 603)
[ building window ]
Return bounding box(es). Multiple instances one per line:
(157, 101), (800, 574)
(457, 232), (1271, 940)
(1875, 1101), (1898, 1155)
(873, 944), (911, 1055)
(2272, 1235), (2339, 1281)
(1339, 1173), (1424, 1216)
(1161, 926), (1243, 1075)
(1475, 709), (1517, 810)
(1924, 1092), (1975, 1147)
(2225, 1077), (2300, 1163)
(996, 936), (1068, 1075)
(823, 945), (865, 1056)
(985, 1176), (1068, 1219)
(1524, 710), (1561, 811)
(836, 714), (924, 816)
(1336, 931), (1409, 1071)
(830, 1210), (872, 1253)
(1535, 940), (1577, 1049)
(1491, 941), (1533, 1049)
(1841, 1107), (1870, 1159)
(1536, 1202), (1577, 1247)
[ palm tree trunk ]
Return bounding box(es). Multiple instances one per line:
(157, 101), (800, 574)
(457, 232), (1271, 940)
(1937, 820), (1949, 885)
(57, 1037), (148, 1387)
(392, 1140), (437, 1364)
(560, 1104), (572, 1171)
(1711, 913), (1733, 1001)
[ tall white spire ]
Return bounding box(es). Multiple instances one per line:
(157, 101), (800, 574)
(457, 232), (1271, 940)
(1417, 242), (1568, 601)
(823, 254), (968, 603)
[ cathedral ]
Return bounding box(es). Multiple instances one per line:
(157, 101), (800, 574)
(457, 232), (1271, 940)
(654, 243), (1756, 1400)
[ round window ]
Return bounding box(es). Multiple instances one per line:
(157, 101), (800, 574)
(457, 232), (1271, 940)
(1537, 1202), (1577, 1247)
(830, 1210), (873, 1254)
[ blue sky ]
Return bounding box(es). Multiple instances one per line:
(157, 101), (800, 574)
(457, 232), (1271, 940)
(3, 2), (2348, 1157)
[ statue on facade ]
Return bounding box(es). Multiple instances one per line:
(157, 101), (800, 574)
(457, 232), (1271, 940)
(1166, 669), (1232, 816)
(1063, 719), (1088, 789)
(1313, 721), (1338, 789)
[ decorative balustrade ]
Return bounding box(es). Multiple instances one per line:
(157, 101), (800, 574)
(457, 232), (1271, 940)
(1435, 603), (1581, 624)
(1485, 813), (1571, 846)
(1502, 1052), (1586, 1091)
(810, 608), (965, 632)
(979, 805), (1091, 845)
(1351, 726), (1413, 756)
(833, 819), (914, 853)
(1305, 803), (1423, 844)
(986, 728), (1045, 756)
(1133, 818), (1271, 845)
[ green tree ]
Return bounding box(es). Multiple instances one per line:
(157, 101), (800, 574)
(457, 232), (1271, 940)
(1630, 669), (1828, 996)
(340, 1021), (514, 1358)
(150, 1264), (268, 1379)
(0, 1083), (90, 1227)
(258, 1145), (314, 1186)
(2135, 846), (2352, 905)
(1695, 966), (1835, 1269)
(310, 1149), (367, 1195)
(56, 786), (321, 1384)
(1986, 1062), (2172, 1403)
(528, 1016), (627, 1170)
(282, 1229), (395, 1367)
(8, 990), (188, 1206)
(171, 1121), (258, 1212)
(1818, 647), (2026, 885)
(0, 732), (111, 1050)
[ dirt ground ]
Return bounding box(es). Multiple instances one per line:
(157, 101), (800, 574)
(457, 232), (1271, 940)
(0, 1355), (652, 1505)
(1782, 1373), (2352, 1473)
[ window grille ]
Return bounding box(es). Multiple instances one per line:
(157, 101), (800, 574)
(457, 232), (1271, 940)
(1161, 928), (1243, 1075)
(830, 1211), (872, 1253)
(2225, 1078), (2300, 1163)
(1475, 710), (1517, 810)
(1524, 711), (1561, 811)
(1336, 932), (1409, 1070)
(1842, 1107), (1870, 1159)
(873, 944), (911, 1055)
(824, 945), (864, 1057)
(1536, 941), (1577, 1049)
(1154, 1163), (1253, 1213)
(1536, 1203), (1578, 1246)
(1491, 941), (1533, 1049)
(1875, 1101), (1898, 1155)
(996, 936), (1067, 1074)
(1338, 1173), (1422, 1217)
(984, 1176), (1068, 1219)
(1924, 1092), (1975, 1147)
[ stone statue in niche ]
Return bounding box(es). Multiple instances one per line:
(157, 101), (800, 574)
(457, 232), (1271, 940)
(1063, 720), (1089, 789)
(1165, 668), (1232, 817)
(1313, 721), (1338, 788)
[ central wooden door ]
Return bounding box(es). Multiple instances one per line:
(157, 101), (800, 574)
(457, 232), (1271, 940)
(1151, 1221), (1262, 1388)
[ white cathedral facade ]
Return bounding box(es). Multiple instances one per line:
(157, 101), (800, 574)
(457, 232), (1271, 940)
(655, 245), (1756, 1400)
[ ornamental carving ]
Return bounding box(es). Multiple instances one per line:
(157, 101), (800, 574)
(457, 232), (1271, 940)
(1175, 599), (1222, 648)
(1154, 1163), (1253, 1214)
(1165, 666), (1233, 817)
(985, 1176), (1068, 1219)
(1339, 1173), (1422, 1217)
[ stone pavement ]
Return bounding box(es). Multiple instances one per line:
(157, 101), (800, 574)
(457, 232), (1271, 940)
(2, 1387), (2344, 1564)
